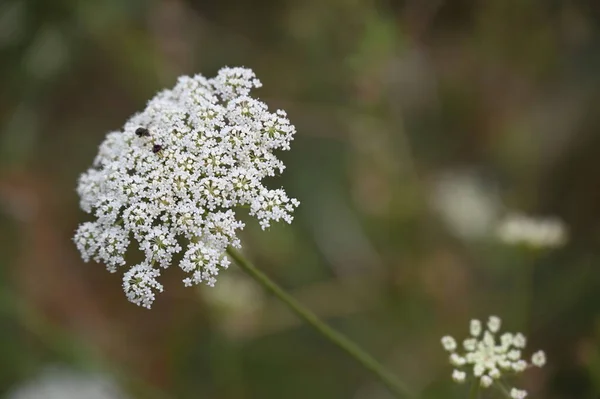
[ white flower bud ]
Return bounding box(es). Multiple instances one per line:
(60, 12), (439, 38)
(480, 375), (493, 388)
(473, 364), (485, 377)
(512, 360), (528, 372)
(500, 332), (514, 348)
(510, 388), (528, 399)
(463, 338), (477, 351)
(470, 319), (482, 337)
(452, 369), (466, 383)
(489, 368), (500, 379)
(507, 349), (521, 361)
(513, 333), (527, 348)
(442, 336), (457, 351)
(531, 350), (546, 367)
(450, 353), (466, 366)
(487, 315), (501, 333)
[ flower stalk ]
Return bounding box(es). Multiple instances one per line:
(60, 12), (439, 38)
(468, 380), (479, 399)
(226, 246), (415, 399)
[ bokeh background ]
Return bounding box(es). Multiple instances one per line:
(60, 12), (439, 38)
(1, 0), (600, 398)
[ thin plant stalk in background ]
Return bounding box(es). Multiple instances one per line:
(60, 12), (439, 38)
(496, 213), (568, 330)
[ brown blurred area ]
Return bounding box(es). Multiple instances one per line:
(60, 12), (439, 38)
(1, 1), (600, 398)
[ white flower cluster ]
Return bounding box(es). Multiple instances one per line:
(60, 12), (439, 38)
(496, 213), (567, 249)
(74, 67), (299, 308)
(441, 316), (546, 398)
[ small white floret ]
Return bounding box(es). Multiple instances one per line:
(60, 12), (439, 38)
(510, 388), (528, 399)
(470, 319), (482, 337)
(513, 333), (527, 348)
(441, 336), (457, 351)
(487, 315), (501, 333)
(480, 375), (493, 388)
(450, 353), (466, 366)
(452, 369), (466, 383)
(531, 350), (546, 367)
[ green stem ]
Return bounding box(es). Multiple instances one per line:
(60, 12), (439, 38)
(517, 248), (539, 331)
(226, 246), (415, 399)
(468, 380), (479, 399)
(494, 381), (513, 398)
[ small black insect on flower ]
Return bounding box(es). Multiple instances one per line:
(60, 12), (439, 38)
(152, 144), (163, 154)
(135, 127), (150, 137)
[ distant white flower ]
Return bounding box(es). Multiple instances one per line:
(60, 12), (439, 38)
(6, 366), (127, 399)
(430, 172), (499, 240)
(496, 213), (567, 248)
(441, 316), (546, 396)
(201, 272), (264, 339)
(74, 67), (299, 308)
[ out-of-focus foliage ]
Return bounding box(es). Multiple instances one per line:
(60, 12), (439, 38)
(1, 0), (600, 398)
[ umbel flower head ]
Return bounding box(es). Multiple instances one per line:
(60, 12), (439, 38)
(74, 67), (299, 308)
(441, 316), (546, 399)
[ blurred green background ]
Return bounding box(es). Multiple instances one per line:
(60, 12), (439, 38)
(1, 0), (600, 398)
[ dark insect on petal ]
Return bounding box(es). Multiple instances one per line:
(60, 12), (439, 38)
(135, 127), (150, 137)
(152, 144), (163, 153)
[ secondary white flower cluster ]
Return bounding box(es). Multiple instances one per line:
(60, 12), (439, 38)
(6, 366), (128, 399)
(441, 316), (546, 398)
(496, 213), (567, 249)
(74, 67), (299, 308)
